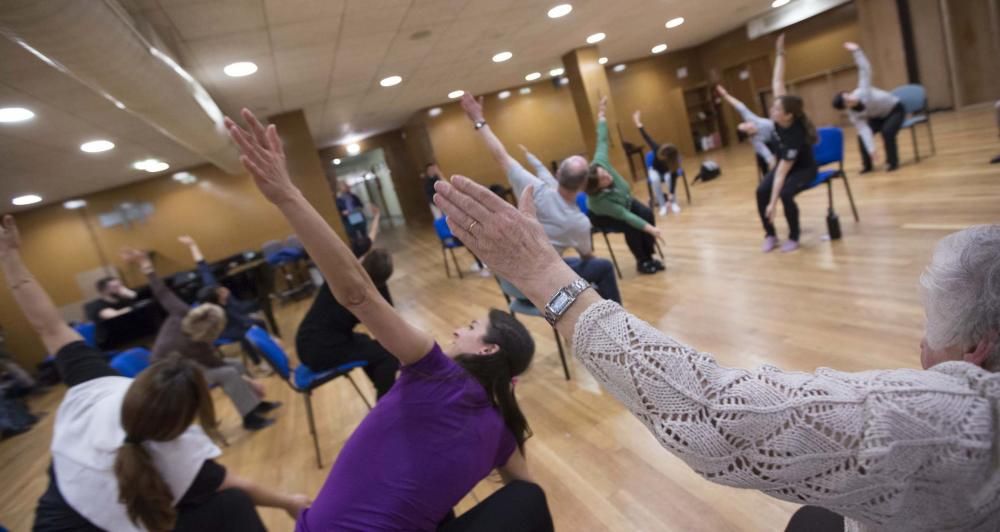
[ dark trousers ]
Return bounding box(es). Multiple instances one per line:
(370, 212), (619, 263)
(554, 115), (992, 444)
(755, 153), (771, 180)
(756, 167), (816, 241)
(859, 103), (906, 170)
(784, 506), (844, 532)
(590, 199), (657, 265)
(564, 256), (621, 303)
(438, 481), (554, 532)
(298, 332), (400, 399)
(175, 488), (267, 532)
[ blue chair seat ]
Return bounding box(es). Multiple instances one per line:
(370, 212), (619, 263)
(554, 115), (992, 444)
(902, 115), (928, 128)
(109, 347), (152, 378)
(806, 170), (838, 190)
(292, 360), (368, 390)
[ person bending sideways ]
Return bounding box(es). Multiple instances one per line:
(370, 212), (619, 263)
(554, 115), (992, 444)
(458, 92), (621, 303)
(432, 175), (1000, 532)
(833, 42), (905, 173)
(756, 95), (819, 253)
(226, 109), (554, 532)
(0, 216), (308, 532)
(84, 275), (137, 347)
(632, 110), (685, 216)
(571, 96), (663, 274)
(120, 248), (280, 431)
(296, 208), (400, 399)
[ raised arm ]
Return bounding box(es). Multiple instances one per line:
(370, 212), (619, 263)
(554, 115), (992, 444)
(845, 42), (871, 93)
(122, 248), (189, 317)
(367, 205), (382, 244)
(0, 215), (80, 354)
(460, 93), (542, 197)
(179, 235), (217, 287)
(772, 33), (787, 98)
(632, 110), (659, 153)
(593, 95), (610, 165)
(518, 145), (558, 187)
(226, 110), (433, 365)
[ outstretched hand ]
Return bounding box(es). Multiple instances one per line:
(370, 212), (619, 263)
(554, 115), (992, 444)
(776, 33), (785, 53)
(715, 85), (729, 97)
(0, 215), (21, 258)
(178, 235), (196, 247)
(225, 109), (300, 205)
(843, 41), (859, 52)
(632, 110), (642, 128)
(597, 94), (608, 120)
(459, 93), (485, 123)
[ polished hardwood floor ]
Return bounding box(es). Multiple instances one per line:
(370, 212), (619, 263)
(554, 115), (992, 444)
(1, 107), (998, 531)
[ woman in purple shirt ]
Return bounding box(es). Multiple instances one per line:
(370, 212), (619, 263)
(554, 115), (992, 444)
(226, 110), (553, 532)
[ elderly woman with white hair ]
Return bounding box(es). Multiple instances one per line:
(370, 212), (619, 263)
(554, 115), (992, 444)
(432, 174), (1000, 532)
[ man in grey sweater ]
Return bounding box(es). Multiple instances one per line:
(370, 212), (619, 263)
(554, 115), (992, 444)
(833, 42), (906, 173)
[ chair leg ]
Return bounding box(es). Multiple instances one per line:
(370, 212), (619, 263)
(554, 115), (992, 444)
(926, 119), (936, 155)
(682, 174), (692, 205)
(655, 240), (665, 260)
(602, 232), (622, 280)
(442, 246), (451, 278)
(450, 248), (464, 279)
(552, 328), (570, 381)
(303, 391), (323, 469)
(911, 127), (920, 163)
(841, 174), (860, 222)
(345, 372), (373, 410)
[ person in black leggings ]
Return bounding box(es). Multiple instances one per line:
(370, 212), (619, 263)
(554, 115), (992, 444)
(0, 215), (308, 532)
(632, 110), (685, 216)
(756, 95), (819, 253)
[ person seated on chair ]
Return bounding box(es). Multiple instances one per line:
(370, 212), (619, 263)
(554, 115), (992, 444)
(335, 181), (368, 241)
(120, 248), (280, 431)
(632, 110), (685, 216)
(297, 207), (400, 399)
(0, 216), (309, 532)
(832, 42), (905, 173)
(458, 92), (621, 303)
(573, 96), (664, 275)
(179, 235), (268, 368)
(227, 109), (548, 531)
(84, 275), (138, 348)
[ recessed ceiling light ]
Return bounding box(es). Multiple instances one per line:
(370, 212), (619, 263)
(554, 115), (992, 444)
(0, 107), (34, 123)
(519, 87), (532, 95)
(113, 100), (127, 110)
(549, 67), (565, 76)
(558, 76), (569, 86)
(598, 57), (608, 65)
(133, 158), (168, 173)
(428, 107), (443, 117)
(525, 72), (541, 81)
(12, 194), (41, 206)
(771, 0), (790, 6)
(498, 90), (511, 100)
(651, 44), (668, 54)
(80, 140), (115, 153)
(171, 171), (197, 184)
(223, 61), (258, 77)
(492, 51), (513, 63)
(665, 17), (685, 28)
(332, 158), (342, 165)
(613, 64), (627, 72)
(448, 90), (464, 99)
(379, 75), (402, 87)
(586, 32), (606, 44)
(63, 199), (87, 210)
(346, 143), (361, 155)
(547, 3), (572, 18)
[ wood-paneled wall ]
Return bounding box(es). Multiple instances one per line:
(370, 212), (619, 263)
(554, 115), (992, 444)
(855, 0), (909, 90)
(941, 0), (1000, 107)
(908, 0), (955, 109)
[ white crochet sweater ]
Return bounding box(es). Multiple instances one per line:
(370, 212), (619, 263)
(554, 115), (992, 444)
(573, 301), (1000, 531)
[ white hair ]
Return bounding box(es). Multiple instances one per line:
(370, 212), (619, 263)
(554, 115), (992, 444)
(920, 225), (1000, 370)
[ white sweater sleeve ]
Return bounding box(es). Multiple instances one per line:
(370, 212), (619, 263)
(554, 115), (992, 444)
(572, 300), (1000, 530)
(852, 114), (876, 155)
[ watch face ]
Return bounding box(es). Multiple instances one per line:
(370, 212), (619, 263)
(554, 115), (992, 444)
(550, 291), (572, 313)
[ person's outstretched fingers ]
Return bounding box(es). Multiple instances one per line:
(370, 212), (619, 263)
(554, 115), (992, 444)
(241, 108), (270, 148)
(433, 177), (494, 223)
(449, 175), (511, 214)
(432, 190), (477, 238)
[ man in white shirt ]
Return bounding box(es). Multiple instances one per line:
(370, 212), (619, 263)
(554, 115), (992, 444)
(458, 93), (621, 303)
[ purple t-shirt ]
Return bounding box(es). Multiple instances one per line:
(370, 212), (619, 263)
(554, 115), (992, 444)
(296, 343), (517, 532)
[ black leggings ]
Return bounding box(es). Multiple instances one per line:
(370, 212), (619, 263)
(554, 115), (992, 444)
(438, 481), (554, 532)
(756, 167), (817, 242)
(859, 102), (905, 169)
(298, 332), (399, 399)
(590, 199), (657, 265)
(784, 506), (844, 532)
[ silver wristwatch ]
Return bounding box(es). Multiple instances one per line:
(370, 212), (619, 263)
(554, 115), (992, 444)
(542, 278), (591, 325)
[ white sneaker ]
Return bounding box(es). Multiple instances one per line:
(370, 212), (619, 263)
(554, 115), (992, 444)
(658, 205), (668, 217)
(470, 262), (482, 272)
(670, 201), (681, 214)
(478, 268), (492, 278)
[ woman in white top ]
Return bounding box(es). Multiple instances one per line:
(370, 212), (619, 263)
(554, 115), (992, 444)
(0, 215), (309, 532)
(431, 175), (1000, 532)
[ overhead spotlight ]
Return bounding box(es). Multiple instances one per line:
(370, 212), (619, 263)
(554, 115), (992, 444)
(428, 107), (443, 117)
(525, 72), (541, 81)
(519, 87), (532, 95)
(613, 64), (627, 72)
(598, 57), (609, 65)
(80, 140), (115, 153)
(379, 75), (402, 87)
(547, 3), (572, 18)
(171, 171), (197, 184)
(771, 0), (790, 6)
(448, 90), (464, 99)
(549, 67), (564, 76)
(346, 143), (361, 155)
(63, 199), (87, 210)
(0, 107), (34, 123)
(133, 159), (169, 173)
(651, 44), (668, 54)
(492, 51), (513, 63)
(558, 76), (569, 86)
(665, 17), (685, 28)
(223, 61), (258, 77)
(332, 158), (342, 165)
(11, 194), (42, 206)
(586, 32), (606, 44)
(498, 90), (512, 100)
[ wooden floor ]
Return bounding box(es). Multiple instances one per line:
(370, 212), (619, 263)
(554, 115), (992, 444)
(2, 106), (998, 531)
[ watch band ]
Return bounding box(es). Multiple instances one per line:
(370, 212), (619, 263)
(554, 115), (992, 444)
(542, 278), (592, 325)
(474, 120), (487, 130)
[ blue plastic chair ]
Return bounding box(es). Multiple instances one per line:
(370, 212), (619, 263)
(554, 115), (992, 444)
(243, 326), (371, 468)
(72, 322), (97, 348)
(892, 84), (935, 163)
(804, 127), (860, 225)
(434, 216), (467, 279)
(575, 192), (663, 280)
(495, 278), (570, 381)
(109, 347), (152, 378)
(644, 151), (691, 205)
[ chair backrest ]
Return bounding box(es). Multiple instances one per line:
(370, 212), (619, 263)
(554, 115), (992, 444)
(645, 150), (655, 169)
(73, 322), (97, 347)
(813, 127), (844, 168)
(575, 191), (588, 214)
(497, 277), (531, 304)
(891, 84), (927, 115)
(110, 347), (151, 378)
(261, 240), (283, 259)
(433, 216), (459, 244)
(244, 326), (292, 380)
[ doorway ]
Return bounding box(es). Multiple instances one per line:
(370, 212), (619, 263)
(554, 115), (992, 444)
(330, 148), (405, 234)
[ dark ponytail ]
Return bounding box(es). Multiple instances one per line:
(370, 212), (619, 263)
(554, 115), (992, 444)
(114, 353), (220, 531)
(777, 95), (817, 144)
(455, 309), (535, 453)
